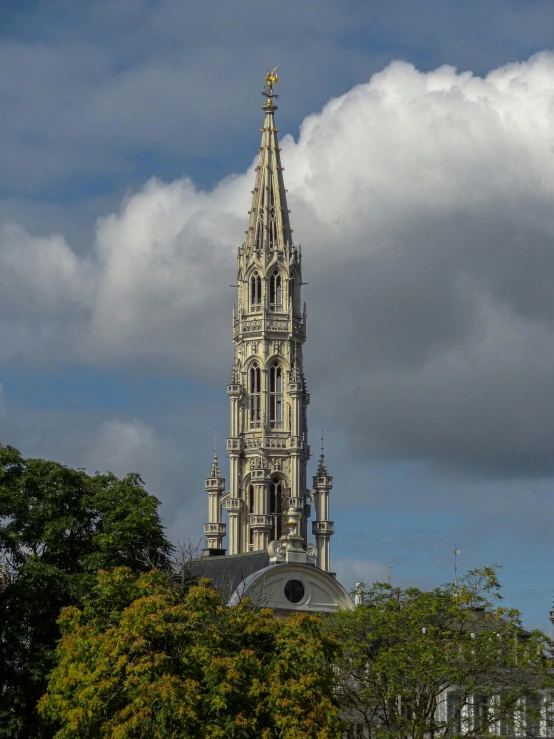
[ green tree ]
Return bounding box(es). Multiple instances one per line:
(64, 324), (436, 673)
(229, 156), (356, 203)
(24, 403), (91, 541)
(0, 445), (172, 739)
(328, 568), (554, 739)
(39, 567), (342, 739)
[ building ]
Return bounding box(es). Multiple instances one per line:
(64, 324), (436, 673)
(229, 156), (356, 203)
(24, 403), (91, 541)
(198, 70), (352, 616)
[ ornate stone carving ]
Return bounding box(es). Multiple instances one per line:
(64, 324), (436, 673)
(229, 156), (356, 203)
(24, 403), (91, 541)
(267, 319), (288, 332)
(244, 320), (262, 333)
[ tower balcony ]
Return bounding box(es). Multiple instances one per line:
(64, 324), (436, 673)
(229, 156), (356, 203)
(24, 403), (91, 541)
(249, 513), (272, 529)
(289, 436), (305, 452)
(204, 522), (227, 537)
(244, 436), (288, 452)
(227, 382), (242, 397)
(267, 317), (290, 333)
(288, 381), (303, 396)
(225, 498), (243, 512)
(227, 437), (244, 453)
(312, 520), (334, 536)
(233, 314), (305, 340)
(251, 467), (271, 482)
(205, 477), (225, 492)
(313, 474), (333, 489)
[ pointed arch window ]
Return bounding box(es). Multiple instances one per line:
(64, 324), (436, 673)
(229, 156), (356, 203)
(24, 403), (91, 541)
(269, 270), (282, 311)
(269, 361), (282, 428)
(269, 479), (283, 541)
(251, 272), (262, 310)
(248, 484), (255, 513)
(249, 362), (261, 427)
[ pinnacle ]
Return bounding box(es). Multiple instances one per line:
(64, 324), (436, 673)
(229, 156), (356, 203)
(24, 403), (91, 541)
(209, 438), (221, 478)
(245, 100), (292, 252)
(317, 431), (329, 476)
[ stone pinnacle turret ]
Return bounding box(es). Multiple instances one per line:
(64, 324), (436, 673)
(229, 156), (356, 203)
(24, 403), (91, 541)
(312, 433), (334, 572)
(203, 439), (226, 554)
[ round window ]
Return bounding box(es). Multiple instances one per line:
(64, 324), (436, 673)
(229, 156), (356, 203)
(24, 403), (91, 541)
(284, 579), (305, 604)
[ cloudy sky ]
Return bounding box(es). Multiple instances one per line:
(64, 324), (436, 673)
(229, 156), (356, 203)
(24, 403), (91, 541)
(2, 0), (554, 630)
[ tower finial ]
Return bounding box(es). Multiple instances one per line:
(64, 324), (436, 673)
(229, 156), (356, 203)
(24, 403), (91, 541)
(317, 429), (328, 476)
(210, 436), (221, 478)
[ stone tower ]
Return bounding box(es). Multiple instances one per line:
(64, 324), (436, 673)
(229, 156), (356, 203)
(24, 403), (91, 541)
(203, 73), (334, 571)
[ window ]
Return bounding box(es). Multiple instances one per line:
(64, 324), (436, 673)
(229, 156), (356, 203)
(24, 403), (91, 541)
(269, 361), (282, 427)
(250, 272), (262, 308)
(269, 270), (282, 310)
(289, 277), (294, 307)
(284, 579), (304, 603)
(473, 695), (488, 734)
(249, 363), (261, 425)
(248, 484), (254, 512)
(447, 692), (463, 735)
(270, 479), (283, 541)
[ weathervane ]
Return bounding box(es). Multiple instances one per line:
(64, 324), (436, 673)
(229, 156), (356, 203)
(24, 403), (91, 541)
(262, 65), (280, 99)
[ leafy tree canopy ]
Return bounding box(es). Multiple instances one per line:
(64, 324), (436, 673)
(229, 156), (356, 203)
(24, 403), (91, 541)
(39, 567), (342, 739)
(328, 567), (554, 739)
(0, 445), (172, 739)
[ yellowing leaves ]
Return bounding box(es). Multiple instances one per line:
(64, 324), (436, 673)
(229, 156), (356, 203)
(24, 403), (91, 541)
(39, 567), (342, 739)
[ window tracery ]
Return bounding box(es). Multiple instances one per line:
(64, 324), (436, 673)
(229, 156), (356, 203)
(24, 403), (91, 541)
(249, 362), (261, 427)
(269, 270), (282, 311)
(250, 272), (262, 309)
(269, 479), (283, 541)
(269, 361), (282, 428)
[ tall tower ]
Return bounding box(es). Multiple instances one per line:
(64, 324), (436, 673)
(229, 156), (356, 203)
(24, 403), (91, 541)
(204, 70), (334, 570)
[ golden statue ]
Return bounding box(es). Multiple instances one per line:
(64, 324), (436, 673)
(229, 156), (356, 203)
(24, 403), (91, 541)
(263, 65), (279, 96)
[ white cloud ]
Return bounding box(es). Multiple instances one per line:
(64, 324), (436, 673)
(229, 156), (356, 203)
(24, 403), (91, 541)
(4, 53), (554, 473)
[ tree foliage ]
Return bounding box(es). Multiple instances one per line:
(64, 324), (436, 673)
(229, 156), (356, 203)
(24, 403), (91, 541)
(0, 445), (172, 739)
(39, 567), (342, 739)
(328, 567), (554, 739)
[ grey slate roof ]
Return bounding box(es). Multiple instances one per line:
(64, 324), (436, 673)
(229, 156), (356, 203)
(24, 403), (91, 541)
(186, 551), (270, 603)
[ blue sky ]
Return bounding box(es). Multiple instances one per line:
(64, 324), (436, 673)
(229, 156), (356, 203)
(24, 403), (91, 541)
(2, 0), (554, 632)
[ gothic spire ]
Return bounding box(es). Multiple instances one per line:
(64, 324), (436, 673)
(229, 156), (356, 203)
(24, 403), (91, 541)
(209, 438), (221, 478)
(317, 431), (329, 476)
(245, 79), (292, 252)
